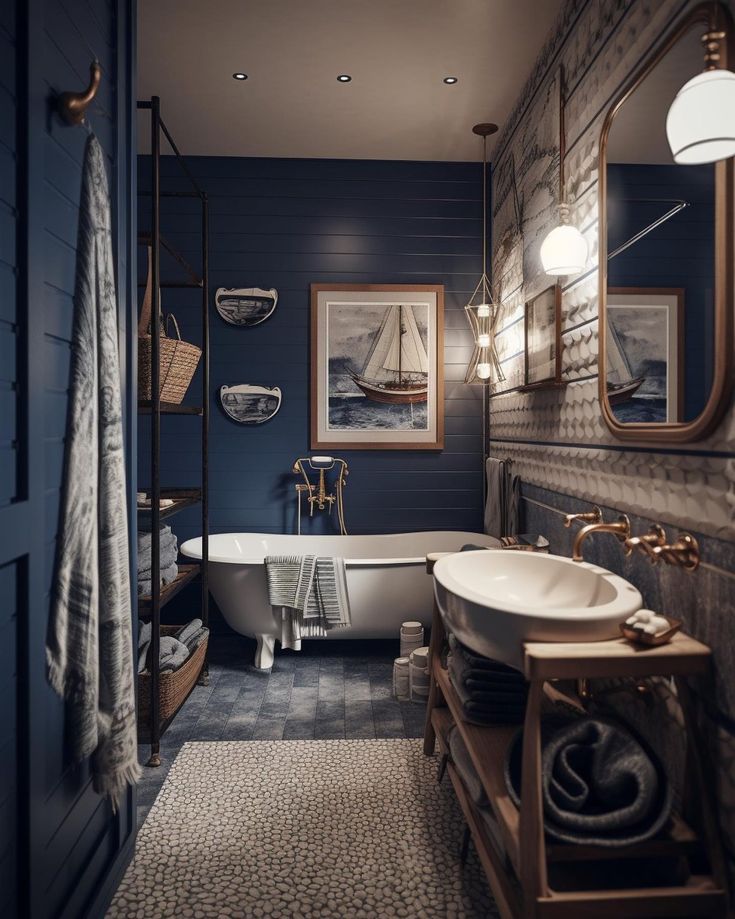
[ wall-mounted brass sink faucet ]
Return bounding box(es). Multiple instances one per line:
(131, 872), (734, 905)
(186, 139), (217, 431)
(572, 515), (631, 561)
(567, 505), (700, 571)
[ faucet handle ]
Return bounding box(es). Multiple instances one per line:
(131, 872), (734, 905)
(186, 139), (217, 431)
(624, 524), (666, 559)
(655, 532), (700, 572)
(564, 505), (603, 529)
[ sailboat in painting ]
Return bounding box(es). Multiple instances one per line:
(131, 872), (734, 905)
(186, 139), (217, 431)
(350, 304), (429, 404)
(606, 321), (645, 404)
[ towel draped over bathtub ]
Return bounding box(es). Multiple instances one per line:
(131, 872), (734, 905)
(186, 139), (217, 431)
(45, 135), (140, 810)
(265, 555), (351, 650)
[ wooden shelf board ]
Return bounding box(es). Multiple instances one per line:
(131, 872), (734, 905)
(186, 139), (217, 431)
(537, 876), (725, 918)
(137, 488), (201, 521)
(138, 563), (200, 614)
(435, 665), (521, 873)
(138, 400), (203, 415)
(446, 761), (521, 919)
(523, 632), (711, 682)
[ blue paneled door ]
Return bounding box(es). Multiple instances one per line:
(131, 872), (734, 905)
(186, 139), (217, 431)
(7, 0), (138, 916)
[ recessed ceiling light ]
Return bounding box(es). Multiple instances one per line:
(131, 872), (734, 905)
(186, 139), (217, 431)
(443, 76), (458, 84)
(232, 72), (248, 81)
(337, 74), (352, 83)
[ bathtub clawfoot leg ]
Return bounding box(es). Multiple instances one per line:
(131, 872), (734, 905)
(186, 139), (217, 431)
(254, 634), (275, 670)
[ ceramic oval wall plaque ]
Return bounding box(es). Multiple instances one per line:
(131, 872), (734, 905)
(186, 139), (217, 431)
(215, 287), (278, 326)
(220, 384), (282, 424)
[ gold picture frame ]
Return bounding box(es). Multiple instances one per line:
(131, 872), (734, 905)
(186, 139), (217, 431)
(523, 284), (562, 389)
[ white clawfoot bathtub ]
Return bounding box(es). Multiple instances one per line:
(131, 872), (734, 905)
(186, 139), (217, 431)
(181, 531), (498, 669)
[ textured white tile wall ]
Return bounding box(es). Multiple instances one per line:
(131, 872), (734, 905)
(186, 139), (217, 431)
(488, 0), (735, 539)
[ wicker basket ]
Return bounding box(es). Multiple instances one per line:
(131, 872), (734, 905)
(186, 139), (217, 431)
(138, 314), (201, 405)
(137, 626), (208, 738)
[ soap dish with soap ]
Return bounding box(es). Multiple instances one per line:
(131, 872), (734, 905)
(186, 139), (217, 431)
(620, 609), (682, 647)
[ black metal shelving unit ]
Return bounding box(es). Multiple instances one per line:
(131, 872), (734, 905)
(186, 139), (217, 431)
(137, 96), (209, 767)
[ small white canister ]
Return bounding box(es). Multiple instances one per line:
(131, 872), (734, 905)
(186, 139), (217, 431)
(409, 646), (430, 701)
(393, 657), (411, 701)
(400, 620), (424, 658)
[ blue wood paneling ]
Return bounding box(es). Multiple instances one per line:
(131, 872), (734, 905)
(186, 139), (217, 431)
(0, 3), (18, 913)
(4, 0), (137, 916)
(138, 156), (486, 553)
(607, 163), (715, 420)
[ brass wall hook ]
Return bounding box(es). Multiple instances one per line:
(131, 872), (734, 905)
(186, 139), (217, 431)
(57, 60), (101, 126)
(564, 505), (603, 529)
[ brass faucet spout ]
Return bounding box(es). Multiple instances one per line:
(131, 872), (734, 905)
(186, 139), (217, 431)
(572, 515), (631, 562)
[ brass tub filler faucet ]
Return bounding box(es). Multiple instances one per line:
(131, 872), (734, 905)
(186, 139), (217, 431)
(292, 456), (349, 535)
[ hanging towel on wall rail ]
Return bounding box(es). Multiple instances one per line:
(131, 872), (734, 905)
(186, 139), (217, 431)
(46, 135), (140, 810)
(484, 457), (519, 539)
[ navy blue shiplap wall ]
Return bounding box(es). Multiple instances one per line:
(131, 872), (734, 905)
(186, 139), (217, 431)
(2, 1), (137, 917)
(607, 163), (715, 420)
(138, 156), (486, 545)
(0, 3), (19, 912)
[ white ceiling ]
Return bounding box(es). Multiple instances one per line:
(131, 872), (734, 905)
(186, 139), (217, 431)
(137, 0), (565, 160)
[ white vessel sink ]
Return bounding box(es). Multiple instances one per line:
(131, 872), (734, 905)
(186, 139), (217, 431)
(433, 550), (642, 669)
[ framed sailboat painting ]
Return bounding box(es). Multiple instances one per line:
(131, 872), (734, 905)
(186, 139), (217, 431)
(310, 284), (444, 450)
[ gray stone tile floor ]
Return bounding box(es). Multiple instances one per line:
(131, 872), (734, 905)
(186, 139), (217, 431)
(136, 634), (427, 827)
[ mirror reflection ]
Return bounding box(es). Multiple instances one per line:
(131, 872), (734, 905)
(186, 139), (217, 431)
(604, 24), (715, 424)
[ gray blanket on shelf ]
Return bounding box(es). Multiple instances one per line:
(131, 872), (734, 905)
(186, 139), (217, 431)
(45, 135), (140, 810)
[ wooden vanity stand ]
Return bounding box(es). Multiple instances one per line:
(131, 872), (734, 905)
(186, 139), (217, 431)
(423, 559), (729, 918)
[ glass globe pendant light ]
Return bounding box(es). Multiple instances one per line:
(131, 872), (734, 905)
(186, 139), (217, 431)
(666, 6), (735, 164)
(464, 123), (505, 385)
(540, 65), (588, 276)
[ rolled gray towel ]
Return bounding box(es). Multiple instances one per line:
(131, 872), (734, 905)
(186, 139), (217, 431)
(138, 562), (178, 597)
(175, 618), (203, 646)
(159, 635), (190, 673)
(505, 715), (673, 847)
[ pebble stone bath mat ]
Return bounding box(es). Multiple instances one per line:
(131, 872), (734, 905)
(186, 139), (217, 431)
(107, 739), (498, 918)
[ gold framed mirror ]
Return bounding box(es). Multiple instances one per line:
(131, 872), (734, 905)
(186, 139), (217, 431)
(598, 2), (734, 442)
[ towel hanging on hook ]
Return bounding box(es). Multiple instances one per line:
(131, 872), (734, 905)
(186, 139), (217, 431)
(57, 60), (102, 127)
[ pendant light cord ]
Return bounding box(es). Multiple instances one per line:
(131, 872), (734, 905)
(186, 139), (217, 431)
(482, 134), (489, 299)
(557, 63), (571, 230)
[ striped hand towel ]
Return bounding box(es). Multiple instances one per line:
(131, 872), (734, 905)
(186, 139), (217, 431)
(265, 555), (351, 642)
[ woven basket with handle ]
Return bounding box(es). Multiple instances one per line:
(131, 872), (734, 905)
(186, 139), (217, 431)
(137, 243), (202, 404)
(138, 313), (201, 404)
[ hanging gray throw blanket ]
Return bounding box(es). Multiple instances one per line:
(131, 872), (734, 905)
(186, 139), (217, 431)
(46, 136), (140, 810)
(265, 555), (351, 646)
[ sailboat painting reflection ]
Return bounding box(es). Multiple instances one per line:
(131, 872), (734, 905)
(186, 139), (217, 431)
(606, 289), (683, 424)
